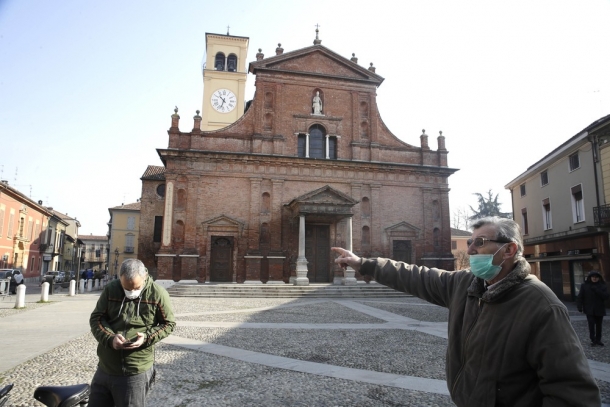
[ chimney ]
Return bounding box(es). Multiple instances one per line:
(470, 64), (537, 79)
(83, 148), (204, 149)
(437, 131), (446, 151)
(368, 63), (376, 73)
(350, 53), (358, 63)
(275, 43), (283, 55)
(420, 129), (429, 150)
(193, 110), (202, 133)
(171, 106), (180, 129)
(256, 48), (264, 61)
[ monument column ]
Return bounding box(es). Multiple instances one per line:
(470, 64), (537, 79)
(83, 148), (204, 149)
(294, 215), (309, 285)
(342, 217), (357, 285)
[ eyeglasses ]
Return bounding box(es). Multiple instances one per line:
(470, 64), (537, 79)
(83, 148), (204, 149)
(466, 237), (512, 247)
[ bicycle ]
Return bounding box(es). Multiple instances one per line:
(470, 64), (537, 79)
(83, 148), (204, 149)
(0, 382), (90, 407)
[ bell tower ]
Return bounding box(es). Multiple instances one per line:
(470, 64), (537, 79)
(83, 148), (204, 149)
(201, 31), (249, 131)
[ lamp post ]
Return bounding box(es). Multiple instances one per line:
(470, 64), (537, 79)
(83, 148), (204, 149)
(114, 248), (119, 279)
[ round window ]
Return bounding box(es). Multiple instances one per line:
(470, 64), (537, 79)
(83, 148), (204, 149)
(156, 184), (166, 197)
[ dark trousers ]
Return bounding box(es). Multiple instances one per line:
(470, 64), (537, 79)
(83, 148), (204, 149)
(89, 366), (154, 407)
(586, 314), (604, 342)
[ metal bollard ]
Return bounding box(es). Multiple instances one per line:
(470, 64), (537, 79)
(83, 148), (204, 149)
(15, 284), (26, 308)
(41, 282), (49, 302)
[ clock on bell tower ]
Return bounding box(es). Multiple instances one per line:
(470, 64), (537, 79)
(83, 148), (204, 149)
(201, 32), (249, 131)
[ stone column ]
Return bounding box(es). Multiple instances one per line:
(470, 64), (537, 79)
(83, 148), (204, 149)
(294, 215), (309, 285)
(343, 217), (357, 285)
(325, 135), (330, 159)
(305, 133), (310, 158)
(371, 184), (381, 254)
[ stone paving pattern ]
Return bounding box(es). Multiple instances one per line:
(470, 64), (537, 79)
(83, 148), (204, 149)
(0, 292), (609, 406)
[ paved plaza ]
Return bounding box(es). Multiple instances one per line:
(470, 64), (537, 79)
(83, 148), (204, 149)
(1, 282), (610, 406)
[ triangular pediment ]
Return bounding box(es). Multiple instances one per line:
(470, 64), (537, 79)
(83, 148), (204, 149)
(249, 45), (384, 85)
(290, 185), (358, 206)
(202, 214), (245, 235)
(385, 221), (421, 238)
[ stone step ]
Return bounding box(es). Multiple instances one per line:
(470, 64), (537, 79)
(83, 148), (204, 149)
(167, 283), (409, 298)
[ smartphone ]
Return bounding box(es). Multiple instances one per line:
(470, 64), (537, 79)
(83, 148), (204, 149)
(124, 335), (138, 345)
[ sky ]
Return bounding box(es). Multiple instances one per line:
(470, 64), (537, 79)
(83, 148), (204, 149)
(1, 0), (609, 235)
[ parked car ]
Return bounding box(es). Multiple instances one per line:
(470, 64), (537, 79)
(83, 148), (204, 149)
(0, 269), (24, 294)
(60, 271), (77, 288)
(41, 271), (63, 285)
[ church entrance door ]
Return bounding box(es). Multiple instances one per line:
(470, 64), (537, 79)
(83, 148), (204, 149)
(305, 225), (331, 282)
(393, 240), (412, 263)
(210, 236), (233, 282)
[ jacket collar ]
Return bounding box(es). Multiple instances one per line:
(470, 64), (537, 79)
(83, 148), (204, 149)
(468, 257), (531, 302)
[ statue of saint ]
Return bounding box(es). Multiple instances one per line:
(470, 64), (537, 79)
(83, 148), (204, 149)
(312, 91), (322, 115)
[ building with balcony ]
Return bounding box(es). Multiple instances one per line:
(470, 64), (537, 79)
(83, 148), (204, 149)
(80, 234), (108, 273)
(505, 113), (610, 301)
(0, 180), (52, 280)
(49, 209), (81, 273)
(107, 202), (141, 278)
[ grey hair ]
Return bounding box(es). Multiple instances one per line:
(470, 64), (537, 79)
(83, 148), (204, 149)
(471, 216), (523, 256)
(119, 259), (148, 280)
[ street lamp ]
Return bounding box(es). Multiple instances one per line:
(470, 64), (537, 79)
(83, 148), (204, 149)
(114, 248), (119, 279)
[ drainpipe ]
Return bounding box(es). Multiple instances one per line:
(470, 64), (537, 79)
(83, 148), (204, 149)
(509, 188), (515, 221)
(589, 134), (602, 212)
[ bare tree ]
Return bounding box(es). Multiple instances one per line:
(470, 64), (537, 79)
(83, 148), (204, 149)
(452, 206), (472, 230)
(454, 250), (470, 270)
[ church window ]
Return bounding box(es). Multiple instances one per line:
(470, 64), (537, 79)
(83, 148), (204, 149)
(362, 226), (370, 246)
(297, 125), (337, 159)
(260, 223), (270, 244)
(261, 192), (271, 214)
(174, 220), (184, 242)
(176, 189), (186, 209)
(309, 125), (325, 158)
(156, 184), (165, 197)
(227, 54), (237, 72)
(360, 121), (368, 138)
(153, 216), (163, 243)
(361, 197), (371, 217)
(214, 52), (225, 70)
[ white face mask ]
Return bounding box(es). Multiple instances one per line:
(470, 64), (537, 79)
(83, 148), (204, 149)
(123, 289), (142, 300)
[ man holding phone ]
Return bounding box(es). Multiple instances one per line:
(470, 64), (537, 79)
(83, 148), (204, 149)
(89, 259), (175, 407)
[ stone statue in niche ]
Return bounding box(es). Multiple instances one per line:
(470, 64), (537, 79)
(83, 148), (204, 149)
(312, 91), (323, 115)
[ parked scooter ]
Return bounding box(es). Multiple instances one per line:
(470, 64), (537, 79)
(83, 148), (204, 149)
(0, 382), (90, 407)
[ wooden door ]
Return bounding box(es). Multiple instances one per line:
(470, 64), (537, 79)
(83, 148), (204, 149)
(393, 240), (412, 263)
(305, 225), (330, 282)
(540, 261), (564, 299)
(210, 237), (233, 282)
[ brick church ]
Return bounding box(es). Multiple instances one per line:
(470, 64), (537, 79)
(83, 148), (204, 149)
(138, 30), (457, 285)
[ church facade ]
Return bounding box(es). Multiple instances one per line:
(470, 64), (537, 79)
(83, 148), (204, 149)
(139, 32), (457, 285)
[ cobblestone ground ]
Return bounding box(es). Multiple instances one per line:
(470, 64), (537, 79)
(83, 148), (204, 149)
(0, 296), (607, 406)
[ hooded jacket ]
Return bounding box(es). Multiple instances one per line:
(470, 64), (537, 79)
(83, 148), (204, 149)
(576, 271), (609, 316)
(90, 276), (175, 376)
(360, 256), (600, 407)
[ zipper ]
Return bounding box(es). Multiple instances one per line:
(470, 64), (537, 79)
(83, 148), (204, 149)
(451, 296), (484, 395)
(121, 301), (133, 375)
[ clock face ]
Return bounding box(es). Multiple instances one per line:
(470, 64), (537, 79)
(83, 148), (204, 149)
(211, 89), (237, 113)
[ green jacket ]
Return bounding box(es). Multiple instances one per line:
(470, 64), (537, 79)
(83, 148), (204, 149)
(90, 276), (175, 376)
(360, 257), (600, 407)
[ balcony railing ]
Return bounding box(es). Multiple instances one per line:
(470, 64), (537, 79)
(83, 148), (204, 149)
(594, 204), (610, 226)
(124, 246), (135, 253)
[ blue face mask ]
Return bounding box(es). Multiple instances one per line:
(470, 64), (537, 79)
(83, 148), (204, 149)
(470, 244), (507, 281)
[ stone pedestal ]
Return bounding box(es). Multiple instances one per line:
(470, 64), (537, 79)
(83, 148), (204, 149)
(267, 256), (285, 283)
(156, 254), (175, 280)
(245, 256), (263, 283)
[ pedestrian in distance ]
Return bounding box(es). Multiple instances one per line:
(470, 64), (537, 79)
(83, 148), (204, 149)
(577, 270), (609, 347)
(332, 216), (600, 407)
(89, 259), (175, 407)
